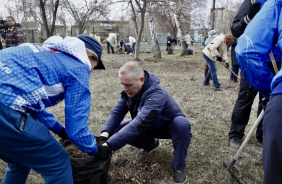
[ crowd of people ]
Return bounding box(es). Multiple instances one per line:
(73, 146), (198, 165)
(0, 0), (282, 183)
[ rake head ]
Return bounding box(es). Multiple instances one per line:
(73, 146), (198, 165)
(222, 159), (246, 184)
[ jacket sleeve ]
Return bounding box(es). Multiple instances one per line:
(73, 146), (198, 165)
(101, 93), (129, 135)
(63, 66), (98, 156)
(221, 44), (228, 61)
(15, 27), (24, 45)
(106, 89), (166, 151)
(231, 0), (251, 37)
(31, 109), (64, 134)
(236, 0), (280, 97)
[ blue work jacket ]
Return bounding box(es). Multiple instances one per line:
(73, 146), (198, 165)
(0, 36), (98, 155)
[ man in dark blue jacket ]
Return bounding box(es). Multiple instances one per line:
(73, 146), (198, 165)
(99, 61), (192, 183)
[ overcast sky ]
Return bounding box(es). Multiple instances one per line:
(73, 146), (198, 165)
(1, 0), (244, 22)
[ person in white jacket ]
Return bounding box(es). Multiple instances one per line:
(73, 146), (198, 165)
(185, 32), (191, 49)
(202, 32), (236, 91)
(127, 35), (136, 54)
(106, 33), (118, 54)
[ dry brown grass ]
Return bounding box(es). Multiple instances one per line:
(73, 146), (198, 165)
(0, 45), (263, 184)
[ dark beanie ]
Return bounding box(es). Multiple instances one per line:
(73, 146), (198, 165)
(77, 35), (105, 69)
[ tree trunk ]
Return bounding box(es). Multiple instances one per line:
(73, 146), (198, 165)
(130, 0), (139, 36)
(212, 0), (216, 29)
(134, 1), (147, 61)
(39, 0), (51, 37)
(50, 0), (60, 36)
(148, 15), (161, 58)
(173, 12), (187, 56)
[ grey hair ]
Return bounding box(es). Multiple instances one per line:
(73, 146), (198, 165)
(7, 16), (15, 21)
(119, 61), (144, 80)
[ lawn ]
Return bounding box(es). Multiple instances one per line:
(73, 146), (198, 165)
(0, 44), (263, 184)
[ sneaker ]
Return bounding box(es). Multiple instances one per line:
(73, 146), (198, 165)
(230, 137), (242, 149)
(214, 87), (223, 91)
(173, 168), (186, 183)
(136, 139), (161, 157)
(203, 83), (210, 86)
(129, 53), (133, 55)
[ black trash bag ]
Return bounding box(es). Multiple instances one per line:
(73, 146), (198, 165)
(70, 153), (112, 184)
(187, 49), (193, 55)
(168, 47), (173, 54)
(126, 45), (131, 54)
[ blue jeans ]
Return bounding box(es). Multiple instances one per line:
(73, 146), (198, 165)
(203, 53), (220, 88)
(112, 116), (192, 170)
(132, 42), (136, 54)
(0, 103), (73, 184)
(230, 65), (239, 77)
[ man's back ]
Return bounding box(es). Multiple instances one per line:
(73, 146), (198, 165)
(0, 42), (89, 112)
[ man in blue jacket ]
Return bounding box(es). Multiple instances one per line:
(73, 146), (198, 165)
(0, 35), (111, 184)
(235, 0), (282, 183)
(99, 61), (192, 183)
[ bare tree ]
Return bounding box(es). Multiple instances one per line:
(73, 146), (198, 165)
(211, 0), (216, 29)
(63, 0), (110, 34)
(39, 0), (60, 37)
(128, 0), (150, 61)
(147, 3), (161, 58)
(161, 0), (206, 56)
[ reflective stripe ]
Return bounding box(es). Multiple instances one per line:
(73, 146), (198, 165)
(44, 83), (64, 97)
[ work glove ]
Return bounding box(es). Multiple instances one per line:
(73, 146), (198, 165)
(94, 144), (112, 160)
(217, 57), (223, 62)
(248, 2), (262, 20)
(96, 136), (108, 145)
(225, 62), (229, 68)
(58, 128), (72, 147)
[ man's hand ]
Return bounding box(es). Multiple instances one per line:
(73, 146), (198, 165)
(96, 136), (108, 145)
(217, 57), (223, 62)
(225, 62), (229, 68)
(95, 144), (112, 160)
(58, 127), (68, 139)
(58, 128), (72, 147)
(247, 2), (262, 21)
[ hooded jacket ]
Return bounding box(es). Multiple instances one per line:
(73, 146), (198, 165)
(235, 0), (282, 97)
(102, 71), (185, 151)
(0, 36), (97, 155)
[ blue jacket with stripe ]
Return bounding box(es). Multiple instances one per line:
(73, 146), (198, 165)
(235, 0), (282, 97)
(0, 36), (98, 155)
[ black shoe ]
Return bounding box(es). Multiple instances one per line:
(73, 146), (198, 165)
(214, 87), (223, 91)
(230, 137), (242, 149)
(173, 168), (186, 183)
(136, 139), (161, 157)
(256, 138), (263, 144)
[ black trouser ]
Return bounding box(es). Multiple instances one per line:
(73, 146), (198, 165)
(107, 41), (115, 54)
(263, 93), (282, 184)
(229, 61), (281, 141)
(228, 72), (263, 141)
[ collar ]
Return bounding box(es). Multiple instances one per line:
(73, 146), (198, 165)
(225, 34), (230, 46)
(8, 26), (14, 31)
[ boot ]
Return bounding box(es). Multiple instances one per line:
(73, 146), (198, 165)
(233, 76), (238, 82)
(230, 76), (234, 83)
